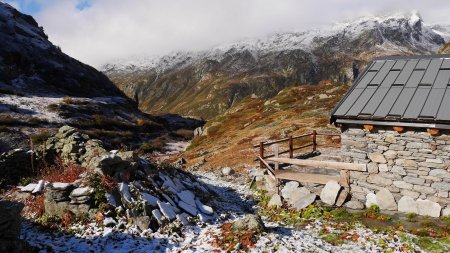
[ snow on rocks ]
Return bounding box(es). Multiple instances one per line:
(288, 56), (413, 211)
(157, 201), (177, 221)
(178, 200), (198, 216)
(18, 183), (37, 192)
(31, 179), (45, 194)
(195, 198), (214, 215)
(118, 183), (133, 203)
(141, 192), (158, 207)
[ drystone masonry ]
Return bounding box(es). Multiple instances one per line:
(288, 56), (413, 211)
(341, 126), (450, 217)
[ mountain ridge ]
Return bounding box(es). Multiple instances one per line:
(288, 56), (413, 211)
(102, 11), (448, 120)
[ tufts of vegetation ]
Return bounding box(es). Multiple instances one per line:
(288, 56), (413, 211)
(30, 130), (52, 145)
(85, 172), (118, 207)
(140, 137), (165, 153)
(38, 158), (86, 183)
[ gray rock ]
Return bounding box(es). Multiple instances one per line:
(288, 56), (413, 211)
(222, 167), (235, 176)
(429, 169), (450, 179)
(442, 207), (450, 217)
(344, 200), (364, 210)
(403, 176), (425, 185)
(70, 187), (93, 198)
(281, 181), (300, 200)
(383, 150), (397, 160)
(398, 196), (418, 214)
(391, 166), (407, 176)
(367, 174), (392, 186)
(178, 200), (198, 216)
(365, 193), (378, 208)
(195, 198), (214, 215)
(232, 214), (265, 233)
(393, 181), (413, 190)
(416, 199), (441, 218)
(19, 183), (37, 192)
(152, 209), (163, 224)
(320, 180), (341, 206)
(177, 213), (189, 226)
(103, 217), (117, 227)
(292, 193), (316, 210)
(267, 194), (282, 208)
(198, 212), (215, 223)
(431, 182), (450, 191)
(367, 163), (379, 174)
(177, 190), (195, 206)
(118, 183), (133, 203)
(134, 216), (151, 231)
(157, 201), (176, 221)
(141, 192), (159, 207)
(376, 189), (397, 211)
(368, 152), (387, 164)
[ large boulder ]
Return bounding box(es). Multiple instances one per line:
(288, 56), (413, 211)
(376, 189), (397, 211)
(398, 196), (418, 214)
(232, 214), (265, 233)
(320, 180), (341, 206)
(416, 199), (441, 218)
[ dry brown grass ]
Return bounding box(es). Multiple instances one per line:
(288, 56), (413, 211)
(184, 82), (348, 170)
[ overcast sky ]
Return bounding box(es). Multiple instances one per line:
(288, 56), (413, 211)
(4, 0), (450, 67)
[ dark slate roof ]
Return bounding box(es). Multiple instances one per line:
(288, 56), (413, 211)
(331, 54), (450, 125)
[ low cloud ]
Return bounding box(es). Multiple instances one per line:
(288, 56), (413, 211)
(9, 0), (450, 67)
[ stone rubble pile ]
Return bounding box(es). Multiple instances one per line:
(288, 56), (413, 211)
(18, 125), (217, 233)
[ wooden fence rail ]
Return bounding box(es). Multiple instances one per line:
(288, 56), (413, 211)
(253, 130), (341, 168)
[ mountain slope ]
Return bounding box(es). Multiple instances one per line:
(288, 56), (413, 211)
(0, 2), (202, 152)
(0, 3), (122, 97)
(103, 11), (446, 120)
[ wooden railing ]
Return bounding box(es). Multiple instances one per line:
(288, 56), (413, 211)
(253, 130), (341, 169)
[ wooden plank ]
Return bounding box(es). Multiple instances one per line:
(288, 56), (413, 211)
(274, 170), (341, 184)
(266, 157), (367, 172)
(257, 156), (276, 179)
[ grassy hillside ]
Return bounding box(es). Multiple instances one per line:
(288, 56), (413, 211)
(183, 81), (349, 170)
(439, 42), (450, 54)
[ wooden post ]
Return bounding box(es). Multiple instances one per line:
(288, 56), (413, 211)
(273, 144), (279, 171)
(312, 130), (317, 152)
(29, 137), (35, 175)
(289, 136), (293, 158)
(259, 142), (264, 168)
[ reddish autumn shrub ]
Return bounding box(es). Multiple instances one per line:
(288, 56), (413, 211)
(100, 175), (118, 191)
(39, 158), (86, 183)
(25, 194), (45, 217)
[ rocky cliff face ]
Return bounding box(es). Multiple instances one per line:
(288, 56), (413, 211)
(103, 11), (448, 120)
(0, 2), (122, 97)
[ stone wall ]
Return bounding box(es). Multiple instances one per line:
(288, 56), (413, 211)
(341, 126), (450, 216)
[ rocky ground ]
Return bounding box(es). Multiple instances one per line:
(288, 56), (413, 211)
(0, 126), (449, 252)
(9, 171), (447, 253)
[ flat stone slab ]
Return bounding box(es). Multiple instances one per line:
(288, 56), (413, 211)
(417, 199), (441, 218)
(152, 209), (163, 224)
(195, 198), (214, 215)
(344, 200), (364, 210)
(177, 190), (195, 206)
(320, 180), (341, 206)
(157, 201), (177, 221)
(376, 189), (397, 211)
(32, 180), (45, 194)
(118, 183), (133, 203)
(141, 192), (159, 207)
(398, 196), (418, 214)
(19, 183), (37, 192)
(70, 187), (93, 198)
(292, 193), (316, 210)
(51, 182), (71, 190)
(178, 200), (198, 216)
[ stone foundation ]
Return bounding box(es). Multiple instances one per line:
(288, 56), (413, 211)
(342, 126), (450, 216)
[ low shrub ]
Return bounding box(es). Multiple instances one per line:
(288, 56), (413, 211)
(85, 172), (118, 207)
(172, 129), (194, 140)
(39, 158), (86, 183)
(140, 137), (165, 153)
(31, 130), (52, 145)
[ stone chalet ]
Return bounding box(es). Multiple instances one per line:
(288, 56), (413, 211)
(331, 54), (450, 217)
